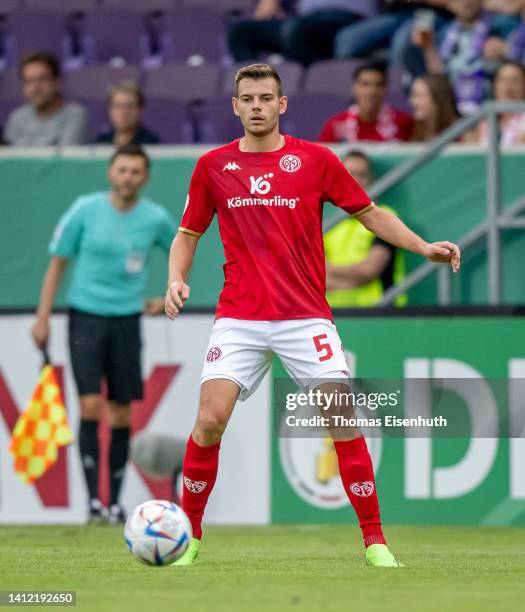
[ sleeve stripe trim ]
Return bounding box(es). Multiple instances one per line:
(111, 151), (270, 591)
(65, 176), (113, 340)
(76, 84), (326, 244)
(178, 227), (202, 237)
(352, 203), (375, 218)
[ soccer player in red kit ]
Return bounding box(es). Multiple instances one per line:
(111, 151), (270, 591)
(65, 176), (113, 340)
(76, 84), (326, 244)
(165, 64), (460, 567)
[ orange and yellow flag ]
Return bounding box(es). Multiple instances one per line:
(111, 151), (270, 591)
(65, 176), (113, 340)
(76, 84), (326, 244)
(9, 364), (74, 484)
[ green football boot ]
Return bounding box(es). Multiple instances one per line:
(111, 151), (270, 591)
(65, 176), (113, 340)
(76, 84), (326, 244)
(172, 537), (200, 566)
(365, 544), (405, 568)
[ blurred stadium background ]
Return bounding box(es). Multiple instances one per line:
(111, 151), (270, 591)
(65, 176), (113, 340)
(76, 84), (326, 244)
(0, 0), (524, 538)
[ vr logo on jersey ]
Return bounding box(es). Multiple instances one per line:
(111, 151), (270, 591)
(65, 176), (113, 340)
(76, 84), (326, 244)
(250, 173), (273, 195)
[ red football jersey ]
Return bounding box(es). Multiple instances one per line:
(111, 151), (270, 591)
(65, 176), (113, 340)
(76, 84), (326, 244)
(319, 106), (414, 143)
(179, 135), (373, 321)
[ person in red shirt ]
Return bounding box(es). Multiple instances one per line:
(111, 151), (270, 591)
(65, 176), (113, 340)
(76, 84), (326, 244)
(165, 63), (460, 568)
(319, 62), (414, 142)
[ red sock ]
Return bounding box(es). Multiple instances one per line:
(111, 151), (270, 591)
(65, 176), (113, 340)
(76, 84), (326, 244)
(181, 434), (220, 540)
(334, 436), (386, 548)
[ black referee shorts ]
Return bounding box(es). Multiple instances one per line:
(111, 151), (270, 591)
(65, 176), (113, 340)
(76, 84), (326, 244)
(68, 308), (143, 404)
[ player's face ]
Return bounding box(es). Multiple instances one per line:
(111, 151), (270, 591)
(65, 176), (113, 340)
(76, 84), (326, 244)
(109, 91), (143, 132)
(494, 65), (525, 101)
(352, 70), (386, 113)
(447, 0), (482, 21)
(233, 78), (287, 136)
(343, 156), (373, 188)
(409, 78), (435, 121)
(21, 62), (60, 111)
(108, 155), (148, 200)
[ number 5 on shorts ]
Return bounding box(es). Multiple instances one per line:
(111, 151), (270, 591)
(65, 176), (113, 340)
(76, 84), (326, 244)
(313, 333), (333, 362)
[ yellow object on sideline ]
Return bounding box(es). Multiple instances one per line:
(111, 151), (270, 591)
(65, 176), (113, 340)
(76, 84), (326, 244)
(9, 365), (74, 483)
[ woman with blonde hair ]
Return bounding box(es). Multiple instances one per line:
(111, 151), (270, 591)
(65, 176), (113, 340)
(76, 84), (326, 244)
(465, 60), (525, 146)
(95, 81), (160, 146)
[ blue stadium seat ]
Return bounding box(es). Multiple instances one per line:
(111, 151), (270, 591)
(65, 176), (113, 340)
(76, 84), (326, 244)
(159, 6), (226, 62)
(24, 0), (97, 12)
(4, 9), (74, 68)
(142, 97), (194, 143)
(64, 65), (141, 100)
(193, 95), (243, 143)
(143, 62), (220, 102)
(281, 94), (350, 141)
(81, 8), (152, 65)
(303, 59), (363, 98)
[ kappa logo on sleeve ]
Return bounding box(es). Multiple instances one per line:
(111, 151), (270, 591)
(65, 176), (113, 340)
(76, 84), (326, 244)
(184, 477), (208, 493)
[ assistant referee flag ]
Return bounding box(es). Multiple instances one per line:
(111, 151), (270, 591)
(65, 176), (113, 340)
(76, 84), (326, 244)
(9, 362), (74, 483)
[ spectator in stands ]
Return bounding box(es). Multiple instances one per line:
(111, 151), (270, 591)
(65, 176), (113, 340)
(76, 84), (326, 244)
(228, 0), (375, 66)
(483, 0), (525, 62)
(4, 52), (87, 146)
(464, 59), (525, 144)
(318, 62), (414, 142)
(409, 73), (460, 141)
(505, 0), (525, 59)
(325, 150), (406, 307)
(408, 0), (518, 113)
(95, 81), (159, 146)
(334, 0), (451, 65)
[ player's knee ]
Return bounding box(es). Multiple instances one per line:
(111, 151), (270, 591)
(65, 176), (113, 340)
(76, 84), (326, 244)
(79, 395), (104, 420)
(109, 403), (131, 427)
(193, 410), (228, 445)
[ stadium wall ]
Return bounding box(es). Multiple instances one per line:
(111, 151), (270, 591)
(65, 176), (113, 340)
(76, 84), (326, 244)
(0, 311), (523, 526)
(1, 146), (525, 308)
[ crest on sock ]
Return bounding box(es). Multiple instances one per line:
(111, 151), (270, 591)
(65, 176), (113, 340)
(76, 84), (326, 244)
(349, 481), (375, 497)
(184, 477), (207, 493)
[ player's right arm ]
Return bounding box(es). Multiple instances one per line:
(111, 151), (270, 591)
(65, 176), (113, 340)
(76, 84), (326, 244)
(165, 156), (216, 320)
(32, 198), (86, 349)
(32, 256), (69, 349)
(165, 232), (198, 320)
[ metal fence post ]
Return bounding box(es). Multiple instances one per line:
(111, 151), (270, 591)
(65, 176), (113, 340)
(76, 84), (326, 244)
(437, 266), (451, 305)
(487, 109), (502, 304)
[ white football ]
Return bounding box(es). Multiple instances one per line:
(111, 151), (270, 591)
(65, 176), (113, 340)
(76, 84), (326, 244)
(124, 499), (192, 566)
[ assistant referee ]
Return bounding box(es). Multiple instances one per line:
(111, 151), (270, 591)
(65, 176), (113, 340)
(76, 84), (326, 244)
(31, 144), (175, 524)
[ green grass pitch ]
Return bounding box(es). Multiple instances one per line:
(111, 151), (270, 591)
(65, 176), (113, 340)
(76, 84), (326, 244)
(1, 525), (524, 612)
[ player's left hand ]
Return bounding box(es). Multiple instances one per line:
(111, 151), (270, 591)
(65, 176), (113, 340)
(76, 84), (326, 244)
(143, 297), (166, 316)
(425, 241), (461, 272)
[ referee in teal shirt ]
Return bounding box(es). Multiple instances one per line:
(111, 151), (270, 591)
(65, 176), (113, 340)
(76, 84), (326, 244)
(32, 144), (176, 524)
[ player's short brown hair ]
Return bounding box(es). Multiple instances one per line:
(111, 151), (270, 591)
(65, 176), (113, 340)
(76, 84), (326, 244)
(107, 80), (145, 108)
(235, 63), (283, 97)
(19, 51), (61, 79)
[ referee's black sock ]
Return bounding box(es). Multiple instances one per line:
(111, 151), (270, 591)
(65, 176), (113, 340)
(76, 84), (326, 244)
(109, 427), (130, 507)
(79, 419), (100, 502)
